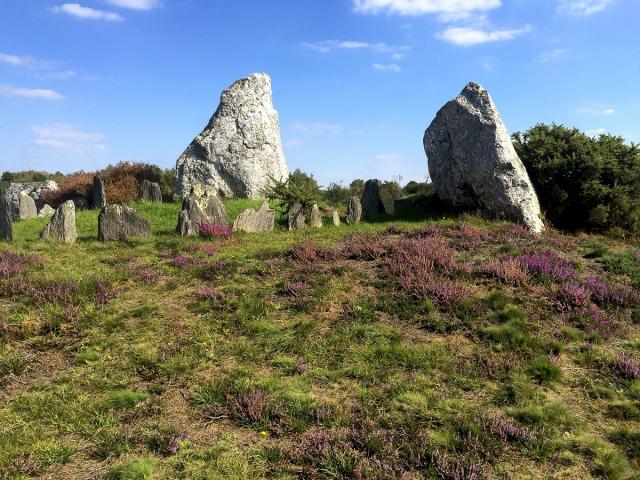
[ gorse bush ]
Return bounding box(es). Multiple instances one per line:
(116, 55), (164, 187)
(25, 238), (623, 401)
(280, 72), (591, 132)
(513, 124), (640, 235)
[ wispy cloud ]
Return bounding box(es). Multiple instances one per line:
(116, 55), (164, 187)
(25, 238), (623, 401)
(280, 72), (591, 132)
(106, 0), (160, 10)
(31, 123), (107, 154)
(372, 63), (402, 72)
(559, 0), (614, 16)
(353, 0), (501, 19)
(53, 3), (124, 21)
(292, 122), (343, 135)
(284, 139), (305, 148)
(438, 25), (531, 46)
(538, 48), (568, 63)
(301, 40), (410, 59)
(578, 107), (615, 116)
(0, 84), (64, 100)
(0, 53), (55, 69)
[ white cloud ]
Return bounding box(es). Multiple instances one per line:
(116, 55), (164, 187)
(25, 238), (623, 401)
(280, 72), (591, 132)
(353, 0), (501, 17)
(31, 123), (107, 154)
(559, 0), (614, 16)
(586, 128), (606, 137)
(106, 0), (160, 10)
(578, 107), (615, 116)
(372, 63), (402, 72)
(0, 84), (64, 100)
(0, 53), (56, 69)
(292, 122), (343, 135)
(301, 40), (410, 58)
(438, 25), (531, 46)
(538, 48), (568, 63)
(53, 3), (124, 21)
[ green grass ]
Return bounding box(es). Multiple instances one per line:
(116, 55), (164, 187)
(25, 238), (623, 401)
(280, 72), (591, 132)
(1, 200), (639, 478)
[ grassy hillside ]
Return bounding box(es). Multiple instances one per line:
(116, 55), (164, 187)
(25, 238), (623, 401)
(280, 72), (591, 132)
(1, 200), (639, 480)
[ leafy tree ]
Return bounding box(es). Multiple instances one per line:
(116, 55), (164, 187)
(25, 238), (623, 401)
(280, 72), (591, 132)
(323, 181), (350, 206)
(262, 169), (322, 213)
(349, 179), (365, 198)
(513, 124), (640, 234)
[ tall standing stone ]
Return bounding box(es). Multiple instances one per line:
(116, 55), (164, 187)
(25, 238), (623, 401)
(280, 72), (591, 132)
(288, 203), (306, 230)
(175, 73), (289, 199)
(41, 201), (77, 244)
(177, 193), (229, 237)
(0, 193), (12, 241)
(361, 180), (386, 220)
(93, 175), (106, 209)
(99, 205), (152, 242)
(423, 82), (544, 233)
(140, 180), (162, 202)
(233, 201), (275, 233)
(332, 210), (340, 227)
(18, 193), (37, 220)
(310, 204), (323, 228)
(346, 196), (362, 224)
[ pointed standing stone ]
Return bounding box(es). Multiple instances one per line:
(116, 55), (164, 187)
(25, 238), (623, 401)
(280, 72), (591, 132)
(332, 210), (340, 226)
(346, 196), (362, 224)
(93, 175), (106, 209)
(18, 193), (37, 220)
(177, 192), (229, 236)
(310, 204), (322, 228)
(41, 201), (77, 244)
(361, 179), (385, 220)
(0, 193), (13, 241)
(38, 204), (55, 217)
(288, 203), (306, 230)
(140, 180), (162, 202)
(233, 201), (275, 233)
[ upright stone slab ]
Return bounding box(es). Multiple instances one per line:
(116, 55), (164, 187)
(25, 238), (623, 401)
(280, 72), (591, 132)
(99, 205), (152, 242)
(177, 193), (229, 236)
(174, 73), (289, 198)
(332, 210), (340, 227)
(233, 201), (275, 233)
(423, 82), (544, 233)
(310, 204), (322, 228)
(346, 196), (362, 224)
(361, 179), (385, 220)
(93, 175), (106, 209)
(0, 193), (12, 241)
(288, 203), (306, 230)
(41, 200), (77, 244)
(140, 180), (162, 203)
(38, 204), (55, 217)
(18, 193), (37, 220)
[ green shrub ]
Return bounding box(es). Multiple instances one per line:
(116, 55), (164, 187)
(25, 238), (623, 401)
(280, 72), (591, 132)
(262, 169), (322, 213)
(102, 389), (149, 410)
(107, 456), (156, 480)
(610, 427), (640, 459)
(513, 124), (640, 234)
(526, 357), (561, 385)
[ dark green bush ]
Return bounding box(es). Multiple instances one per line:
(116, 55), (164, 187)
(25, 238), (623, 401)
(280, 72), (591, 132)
(513, 124), (640, 234)
(263, 169), (322, 213)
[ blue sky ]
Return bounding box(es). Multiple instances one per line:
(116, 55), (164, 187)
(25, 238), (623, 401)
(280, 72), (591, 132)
(0, 0), (638, 186)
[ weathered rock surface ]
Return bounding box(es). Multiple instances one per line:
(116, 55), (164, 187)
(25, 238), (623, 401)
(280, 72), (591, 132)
(175, 73), (289, 199)
(0, 193), (12, 241)
(93, 176), (106, 209)
(140, 180), (162, 202)
(332, 210), (340, 227)
(233, 201), (275, 233)
(310, 204), (322, 228)
(346, 196), (362, 224)
(18, 193), (37, 220)
(6, 181), (58, 219)
(288, 203), (306, 230)
(99, 205), (151, 242)
(38, 204), (55, 217)
(41, 201), (76, 244)
(361, 180), (385, 220)
(177, 193), (229, 236)
(423, 82), (544, 233)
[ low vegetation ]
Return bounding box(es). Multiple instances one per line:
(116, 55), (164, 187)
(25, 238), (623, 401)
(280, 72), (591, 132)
(1, 200), (639, 479)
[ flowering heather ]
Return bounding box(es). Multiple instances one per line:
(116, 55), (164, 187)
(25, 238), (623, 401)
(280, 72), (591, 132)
(226, 389), (270, 424)
(201, 244), (216, 257)
(290, 240), (321, 263)
(613, 353), (640, 380)
(95, 282), (117, 306)
(561, 283), (592, 306)
(385, 224), (403, 235)
(411, 226), (445, 238)
(0, 251), (41, 279)
(295, 429), (334, 461)
(283, 281), (306, 297)
(340, 234), (389, 260)
(582, 275), (640, 306)
(198, 223), (233, 239)
(202, 260), (227, 280)
(136, 267), (159, 283)
(172, 255), (191, 267)
(581, 306), (624, 339)
(166, 434), (188, 455)
(483, 256), (529, 285)
(582, 276), (609, 302)
(518, 250), (576, 282)
(483, 415), (537, 443)
(433, 451), (484, 480)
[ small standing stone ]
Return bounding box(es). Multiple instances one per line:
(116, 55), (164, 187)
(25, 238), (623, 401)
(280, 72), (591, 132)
(310, 204), (322, 228)
(346, 196), (362, 224)
(0, 193), (13, 241)
(18, 192), (37, 220)
(93, 175), (107, 209)
(99, 205), (152, 242)
(177, 193), (229, 236)
(233, 201), (275, 233)
(41, 200), (77, 244)
(141, 180), (162, 202)
(361, 179), (385, 220)
(38, 204), (55, 217)
(332, 210), (340, 227)
(288, 203), (306, 230)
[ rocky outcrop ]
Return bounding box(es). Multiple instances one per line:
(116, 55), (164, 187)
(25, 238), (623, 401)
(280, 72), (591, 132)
(346, 196), (362, 224)
(174, 73), (289, 199)
(310, 204), (322, 228)
(0, 193), (12, 241)
(423, 82), (544, 233)
(233, 201), (275, 233)
(41, 201), (76, 244)
(38, 204), (55, 217)
(5, 181), (58, 219)
(177, 193), (229, 236)
(98, 205), (151, 242)
(140, 180), (162, 203)
(93, 176), (106, 209)
(288, 203), (306, 230)
(332, 210), (340, 227)
(18, 193), (37, 220)
(361, 180), (385, 220)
